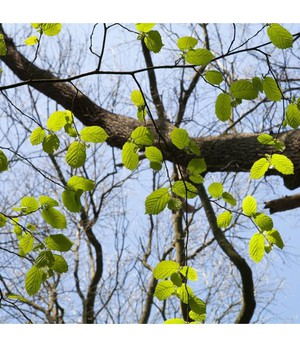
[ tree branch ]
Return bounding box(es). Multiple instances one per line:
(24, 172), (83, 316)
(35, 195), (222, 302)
(264, 193), (300, 213)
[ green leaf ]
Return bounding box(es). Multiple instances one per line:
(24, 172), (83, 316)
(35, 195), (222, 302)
(285, 104), (300, 129)
(170, 128), (190, 149)
(42, 134), (60, 154)
(0, 150), (8, 172)
(189, 174), (204, 184)
(35, 250), (55, 268)
(66, 141), (86, 168)
(145, 187), (171, 215)
(177, 284), (194, 304)
(274, 140), (286, 152)
(185, 48), (214, 66)
(0, 213), (7, 227)
(39, 195), (59, 208)
(44, 234), (73, 252)
(131, 126), (154, 146)
(252, 77), (263, 92)
(80, 126), (108, 143)
(153, 260), (179, 279)
(19, 233), (34, 255)
(242, 195), (257, 216)
(6, 294), (29, 303)
(50, 254), (68, 273)
(24, 35), (39, 45)
(41, 208), (67, 229)
(266, 229), (284, 249)
(30, 127), (45, 145)
(189, 296), (206, 315)
(135, 23), (156, 32)
(188, 140), (201, 155)
(172, 180), (198, 199)
(230, 79), (258, 100)
(177, 36), (198, 51)
(262, 77), (282, 101)
(217, 211), (233, 228)
(137, 107), (146, 122)
(20, 196), (39, 214)
(254, 213), (273, 231)
(0, 34), (7, 55)
(215, 93), (232, 121)
(167, 198), (183, 211)
(249, 233), (265, 263)
(267, 23), (293, 49)
(67, 175), (95, 191)
(154, 280), (175, 300)
(250, 158), (270, 179)
(145, 146), (163, 163)
(122, 142), (139, 171)
(62, 189), (82, 213)
(170, 272), (183, 287)
(257, 134), (275, 146)
(208, 182), (223, 198)
(271, 154), (294, 175)
(188, 158), (206, 174)
(205, 70), (224, 85)
(163, 318), (186, 324)
(189, 311), (206, 322)
(38, 23), (62, 36)
(180, 266), (198, 281)
(131, 90), (145, 107)
(25, 265), (44, 295)
(64, 123), (78, 137)
(222, 192), (237, 206)
(47, 111), (67, 132)
(144, 30), (163, 53)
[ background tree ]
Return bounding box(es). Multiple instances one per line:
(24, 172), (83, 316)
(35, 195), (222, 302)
(0, 22), (299, 324)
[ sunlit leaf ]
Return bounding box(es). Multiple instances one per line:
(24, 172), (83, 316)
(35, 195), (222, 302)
(215, 93), (232, 121)
(250, 158), (270, 179)
(172, 180), (198, 199)
(154, 280), (175, 300)
(145, 187), (171, 215)
(80, 126), (108, 143)
(177, 36), (198, 51)
(25, 265), (44, 295)
(267, 23), (293, 49)
(242, 195), (257, 216)
(262, 76), (282, 101)
(30, 127), (45, 145)
(185, 48), (214, 66)
(122, 142), (139, 171)
(144, 30), (163, 53)
(249, 233), (265, 263)
(41, 208), (67, 229)
(230, 79), (258, 100)
(217, 211), (233, 228)
(66, 141), (86, 168)
(271, 154), (294, 175)
(135, 23), (156, 32)
(44, 234), (73, 252)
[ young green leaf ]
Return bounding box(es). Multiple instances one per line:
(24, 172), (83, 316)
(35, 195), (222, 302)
(189, 311), (206, 322)
(0, 150), (8, 172)
(205, 70), (224, 85)
(144, 30), (163, 53)
(163, 318), (186, 324)
(242, 195), (257, 216)
(266, 229), (284, 249)
(170, 272), (183, 287)
(20, 196), (39, 214)
(44, 234), (73, 252)
(177, 36), (198, 51)
(131, 126), (154, 146)
(257, 134), (275, 146)
(189, 174), (204, 184)
(252, 77), (263, 92)
(153, 260), (179, 279)
(131, 90), (145, 107)
(189, 295), (206, 316)
(47, 111), (68, 132)
(19, 233), (34, 255)
(24, 35), (39, 45)
(267, 23), (293, 49)
(67, 176), (95, 191)
(80, 126), (108, 143)
(178, 284), (194, 305)
(250, 158), (270, 179)
(41, 208), (67, 229)
(180, 266), (198, 281)
(222, 192), (236, 206)
(217, 211), (233, 228)
(215, 93), (232, 121)
(35, 250), (55, 268)
(208, 182), (223, 198)
(64, 123), (78, 137)
(230, 79), (258, 100)
(271, 154), (294, 175)
(42, 134), (60, 154)
(66, 141), (86, 168)
(285, 104), (300, 129)
(262, 77), (282, 101)
(37, 23), (62, 36)
(6, 294), (29, 302)
(62, 189), (82, 213)
(0, 34), (7, 55)
(249, 233), (265, 263)
(188, 158), (207, 175)
(170, 128), (190, 149)
(135, 23), (156, 32)
(185, 48), (214, 66)
(172, 180), (198, 199)
(145, 146), (163, 163)
(254, 213), (273, 231)
(50, 254), (68, 273)
(137, 107), (146, 122)
(145, 187), (171, 215)
(167, 197), (183, 211)
(188, 140), (201, 155)
(0, 213), (7, 227)
(154, 280), (176, 300)
(30, 127), (45, 145)
(122, 142), (139, 171)
(25, 265), (44, 295)
(39, 195), (59, 208)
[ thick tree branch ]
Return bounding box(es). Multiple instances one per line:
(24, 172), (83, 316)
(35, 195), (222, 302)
(264, 193), (300, 213)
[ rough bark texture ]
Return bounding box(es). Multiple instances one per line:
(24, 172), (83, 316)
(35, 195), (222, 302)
(1, 25), (300, 190)
(264, 193), (300, 213)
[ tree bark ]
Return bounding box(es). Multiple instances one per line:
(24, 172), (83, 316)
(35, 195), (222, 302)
(1, 25), (300, 190)
(264, 193), (300, 213)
